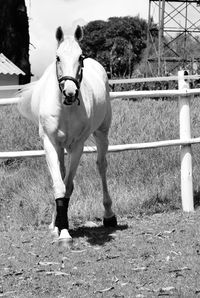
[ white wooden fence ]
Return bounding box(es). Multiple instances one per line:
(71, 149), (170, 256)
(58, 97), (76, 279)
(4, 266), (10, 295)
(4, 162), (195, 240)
(1, 70), (200, 212)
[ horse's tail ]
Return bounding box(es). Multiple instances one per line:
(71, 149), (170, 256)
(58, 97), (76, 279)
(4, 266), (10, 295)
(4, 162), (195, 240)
(17, 82), (36, 121)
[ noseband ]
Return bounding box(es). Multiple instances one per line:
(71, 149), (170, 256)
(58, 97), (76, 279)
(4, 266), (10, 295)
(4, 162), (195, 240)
(56, 55), (85, 106)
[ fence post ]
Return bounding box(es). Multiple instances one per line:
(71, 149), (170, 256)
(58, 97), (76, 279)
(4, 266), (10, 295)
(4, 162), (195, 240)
(178, 70), (194, 212)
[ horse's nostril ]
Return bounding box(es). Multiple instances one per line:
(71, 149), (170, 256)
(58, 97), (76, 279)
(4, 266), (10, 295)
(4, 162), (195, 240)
(67, 92), (74, 97)
(63, 90), (67, 97)
(63, 90), (77, 99)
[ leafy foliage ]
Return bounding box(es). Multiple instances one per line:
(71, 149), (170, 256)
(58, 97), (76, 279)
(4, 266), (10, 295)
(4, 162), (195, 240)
(81, 16), (156, 78)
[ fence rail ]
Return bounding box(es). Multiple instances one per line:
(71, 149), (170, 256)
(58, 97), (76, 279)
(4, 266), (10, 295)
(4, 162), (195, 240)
(1, 74), (200, 91)
(0, 137), (200, 160)
(0, 70), (199, 212)
(109, 74), (200, 85)
(1, 87), (200, 106)
(0, 85), (23, 90)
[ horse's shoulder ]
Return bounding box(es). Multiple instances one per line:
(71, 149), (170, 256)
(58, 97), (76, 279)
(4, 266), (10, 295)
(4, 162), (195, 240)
(84, 57), (102, 68)
(34, 63), (57, 95)
(84, 58), (107, 80)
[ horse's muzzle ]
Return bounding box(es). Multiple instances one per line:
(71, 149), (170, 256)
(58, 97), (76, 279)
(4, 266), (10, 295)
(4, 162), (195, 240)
(58, 76), (81, 106)
(63, 95), (76, 105)
(63, 90), (80, 106)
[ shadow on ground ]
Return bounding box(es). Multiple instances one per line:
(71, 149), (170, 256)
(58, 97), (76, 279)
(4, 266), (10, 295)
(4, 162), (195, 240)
(194, 190), (200, 209)
(70, 223), (128, 246)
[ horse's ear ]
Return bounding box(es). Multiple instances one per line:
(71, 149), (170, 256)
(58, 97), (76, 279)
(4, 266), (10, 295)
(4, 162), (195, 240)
(56, 26), (64, 44)
(74, 25), (83, 42)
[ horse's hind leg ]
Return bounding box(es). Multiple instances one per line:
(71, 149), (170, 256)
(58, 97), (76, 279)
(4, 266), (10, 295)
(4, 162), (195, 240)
(64, 143), (84, 198)
(93, 129), (117, 227)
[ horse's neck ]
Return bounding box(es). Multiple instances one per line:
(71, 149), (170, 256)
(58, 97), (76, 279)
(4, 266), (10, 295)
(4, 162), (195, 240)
(30, 63), (60, 120)
(41, 63), (57, 87)
(39, 63), (60, 104)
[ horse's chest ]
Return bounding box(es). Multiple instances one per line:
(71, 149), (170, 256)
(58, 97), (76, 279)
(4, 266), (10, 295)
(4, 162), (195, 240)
(57, 114), (89, 149)
(40, 105), (90, 150)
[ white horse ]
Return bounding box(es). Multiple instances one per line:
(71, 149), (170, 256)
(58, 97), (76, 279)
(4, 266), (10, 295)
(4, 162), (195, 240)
(18, 25), (117, 246)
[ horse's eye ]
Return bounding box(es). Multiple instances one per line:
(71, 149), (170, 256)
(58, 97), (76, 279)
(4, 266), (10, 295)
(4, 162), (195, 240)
(56, 56), (60, 62)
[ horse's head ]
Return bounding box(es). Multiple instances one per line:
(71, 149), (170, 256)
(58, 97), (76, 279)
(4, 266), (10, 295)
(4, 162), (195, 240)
(55, 25), (85, 105)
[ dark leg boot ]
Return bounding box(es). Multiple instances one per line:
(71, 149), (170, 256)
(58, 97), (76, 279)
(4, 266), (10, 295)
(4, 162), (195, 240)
(55, 197), (70, 232)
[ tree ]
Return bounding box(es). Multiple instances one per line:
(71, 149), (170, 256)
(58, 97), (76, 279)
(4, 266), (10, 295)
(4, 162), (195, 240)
(81, 16), (149, 78)
(0, 0), (31, 83)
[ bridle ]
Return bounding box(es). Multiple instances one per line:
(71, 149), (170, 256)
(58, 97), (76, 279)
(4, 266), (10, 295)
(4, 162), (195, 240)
(56, 54), (85, 105)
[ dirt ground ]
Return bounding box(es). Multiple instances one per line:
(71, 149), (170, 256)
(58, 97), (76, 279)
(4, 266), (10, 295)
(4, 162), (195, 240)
(1, 209), (200, 298)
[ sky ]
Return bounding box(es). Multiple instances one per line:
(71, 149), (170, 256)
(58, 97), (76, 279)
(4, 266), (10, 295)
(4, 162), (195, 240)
(25, 0), (148, 79)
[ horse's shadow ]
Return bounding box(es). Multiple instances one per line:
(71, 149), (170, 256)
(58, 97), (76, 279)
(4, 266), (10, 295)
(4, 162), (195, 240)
(194, 190), (200, 209)
(70, 223), (128, 246)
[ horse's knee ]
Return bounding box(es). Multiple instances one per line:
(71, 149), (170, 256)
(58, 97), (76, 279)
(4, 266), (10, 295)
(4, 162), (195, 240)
(103, 199), (112, 209)
(53, 180), (66, 199)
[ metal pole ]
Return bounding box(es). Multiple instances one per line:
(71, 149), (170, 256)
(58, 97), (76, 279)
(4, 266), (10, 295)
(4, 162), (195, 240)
(158, 0), (162, 76)
(146, 0), (152, 77)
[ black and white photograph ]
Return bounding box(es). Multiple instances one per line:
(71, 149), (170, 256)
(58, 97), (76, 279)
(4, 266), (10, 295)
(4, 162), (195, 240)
(1, 0), (200, 297)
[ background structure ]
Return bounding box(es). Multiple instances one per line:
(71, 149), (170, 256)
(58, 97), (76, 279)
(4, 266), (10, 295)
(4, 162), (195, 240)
(0, 0), (31, 83)
(146, 0), (200, 76)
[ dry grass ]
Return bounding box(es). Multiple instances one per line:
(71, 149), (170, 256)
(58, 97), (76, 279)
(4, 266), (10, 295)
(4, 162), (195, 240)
(1, 97), (200, 230)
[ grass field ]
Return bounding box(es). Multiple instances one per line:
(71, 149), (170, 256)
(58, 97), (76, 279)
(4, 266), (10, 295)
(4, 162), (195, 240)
(1, 96), (200, 230)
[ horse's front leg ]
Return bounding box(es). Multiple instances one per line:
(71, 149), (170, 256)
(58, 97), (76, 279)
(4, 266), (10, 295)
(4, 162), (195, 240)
(49, 147), (66, 236)
(43, 135), (72, 245)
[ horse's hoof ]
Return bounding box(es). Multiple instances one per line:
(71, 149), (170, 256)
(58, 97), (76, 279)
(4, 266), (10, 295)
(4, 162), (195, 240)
(103, 215), (117, 228)
(58, 229), (73, 248)
(58, 237), (73, 249)
(50, 226), (59, 242)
